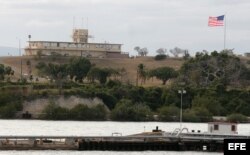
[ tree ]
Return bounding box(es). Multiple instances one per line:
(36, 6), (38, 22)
(134, 46), (148, 56)
(180, 52), (249, 87)
(183, 50), (190, 60)
(169, 47), (188, 57)
(111, 99), (152, 121)
(26, 60), (32, 76)
(156, 48), (167, 55)
(0, 64), (14, 81)
(37, 63), (68, 93)
(46, 63), (68, 81)
(158, 105), (180, 121)
(192, 95), (223, 115)
(227, 113), (248, 123)
(67, 57), (91, 82)
(150, 67), (178, 85)
(137, 64), (147, 85)
(87, 67), (113, 84)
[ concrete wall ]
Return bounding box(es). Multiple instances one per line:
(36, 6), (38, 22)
(107, 52), (129, 58)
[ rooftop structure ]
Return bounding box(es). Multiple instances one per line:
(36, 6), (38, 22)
(24, 29), (129, 58)
(207, 122), (238, 135)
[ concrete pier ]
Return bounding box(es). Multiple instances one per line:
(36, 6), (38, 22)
(0, 132), (249, 152)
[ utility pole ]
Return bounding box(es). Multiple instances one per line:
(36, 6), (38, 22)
(18, 39), (23, 81)
(178, 89), (186, 130)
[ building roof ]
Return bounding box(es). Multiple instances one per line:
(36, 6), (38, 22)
(208, 122), (237, 125)
(28, 41), (123, 45)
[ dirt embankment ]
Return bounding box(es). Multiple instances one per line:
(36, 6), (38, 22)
(21, 96), (106, 118)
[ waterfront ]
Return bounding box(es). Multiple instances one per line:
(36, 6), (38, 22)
(0, 120), (250, 154)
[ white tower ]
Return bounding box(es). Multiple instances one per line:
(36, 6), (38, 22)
(72, 29), (88, 43)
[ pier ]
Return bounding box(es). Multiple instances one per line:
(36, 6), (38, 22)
(1, 131), (249, 151)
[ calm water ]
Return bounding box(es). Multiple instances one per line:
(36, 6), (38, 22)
(1, 120), (250, 155)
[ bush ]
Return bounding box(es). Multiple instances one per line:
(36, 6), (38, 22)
(111, 99), (152, 121)
(183, 109), (200, 122)
(193, 107), (213, 122)
(41, 102), (70, 120)
(106, 80), (122, 88)
(41, 102), (107, 120)
(158, 105), (180, 121)
(96, 92), (117, 110)
(227, 113), (248, 123)
(70, 104), (107, 121)
(0, 104), (17, 118)
(154, 54), (167, 60)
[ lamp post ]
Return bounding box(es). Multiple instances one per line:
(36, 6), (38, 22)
(178, 89), (186, 130)
(17, 38), (23, 81)
(28, 35), (31, 55)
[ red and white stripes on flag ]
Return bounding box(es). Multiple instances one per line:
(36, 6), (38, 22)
(208, 15), (225, 27)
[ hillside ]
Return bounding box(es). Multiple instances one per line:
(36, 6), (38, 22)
(0, 56), (184, 86)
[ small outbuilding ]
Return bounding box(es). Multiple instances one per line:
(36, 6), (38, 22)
(208, 122), (238, 135)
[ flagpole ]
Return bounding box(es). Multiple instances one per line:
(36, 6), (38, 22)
(224, 15), (226, 50)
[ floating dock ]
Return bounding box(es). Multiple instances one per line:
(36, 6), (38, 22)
(1, 128), (250, 152)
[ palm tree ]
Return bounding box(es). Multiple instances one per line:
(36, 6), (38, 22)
(137, 63), (147, 85)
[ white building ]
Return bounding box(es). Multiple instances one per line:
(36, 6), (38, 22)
(24, 29), (129, 58)
(208, 122), (238, 135)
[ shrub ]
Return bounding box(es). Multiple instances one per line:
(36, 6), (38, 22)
(182, 109), (200, 122)
(96, 92), (117, 110)
(106, 80), (122, 88)
(70, 104), (107, 121)
(154, 54), (167, 60)
(41, 102), (70, 120)
(193, 107), (213, 122)
(226, 113), (248, 123)
(111, 99), (152, 121)
(158, 105), (180, 121)
(0, 104), (17, 118)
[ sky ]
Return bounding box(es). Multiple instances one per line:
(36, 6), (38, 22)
(0, 0), (250, 56)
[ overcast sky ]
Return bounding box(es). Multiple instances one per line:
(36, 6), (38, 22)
(0, 0), (250, 56)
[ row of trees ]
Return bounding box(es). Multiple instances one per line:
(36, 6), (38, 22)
(36, 57), (125, 85)
(134, 46), (190, 58)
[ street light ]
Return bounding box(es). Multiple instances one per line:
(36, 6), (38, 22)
(16, 38), (23, 81)
(178, 89), (186, 130)
(28, 35), (31, 55)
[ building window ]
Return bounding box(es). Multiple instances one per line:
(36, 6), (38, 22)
(214, 125), (219, 130)
(231, 125), (236, 131)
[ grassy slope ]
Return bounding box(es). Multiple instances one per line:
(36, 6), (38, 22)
(0, 56), (183, 86)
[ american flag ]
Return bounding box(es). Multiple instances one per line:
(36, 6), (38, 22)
(208, 15), (224, 26)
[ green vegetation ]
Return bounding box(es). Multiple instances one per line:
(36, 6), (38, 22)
(41, 102), (107, 120)
(0, 92), (22, 118)
(158, 105), (179, 121)
(111, 99), (152, 121)
(226, 113), (248, 123)
(0, 64), (14, 81)
(149, 67), (178, 85)
(155, 54), (167, 60)
(1, 51), (250, 122)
